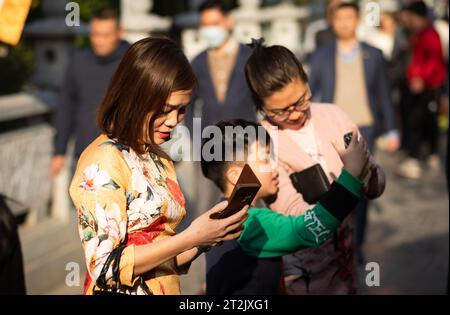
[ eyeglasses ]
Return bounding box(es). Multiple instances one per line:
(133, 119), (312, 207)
(263, 91), (312, 123)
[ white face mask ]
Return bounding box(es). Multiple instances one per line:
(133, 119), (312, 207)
(200, 26), (229, 49)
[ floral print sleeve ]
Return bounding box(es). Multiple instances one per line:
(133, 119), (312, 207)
(70, 135), (187, 295)
(69, 144), (136, 288)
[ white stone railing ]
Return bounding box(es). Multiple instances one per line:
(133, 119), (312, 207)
(0, 93), (70, 226)
(121, 0), (172, 43)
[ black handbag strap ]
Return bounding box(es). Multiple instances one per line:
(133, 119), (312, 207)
(112, 246), (125, 284)
(96, 245), (125, 289)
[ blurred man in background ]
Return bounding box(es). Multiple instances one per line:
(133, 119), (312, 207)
(315, 0), (342, 49)
(308, 2), (400, 263)
(50, 7), (129, 177)
(397, 1), (446, 179)
(303, 0), (342, 60)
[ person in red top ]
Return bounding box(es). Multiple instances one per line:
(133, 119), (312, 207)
(397, 1), (447, 179)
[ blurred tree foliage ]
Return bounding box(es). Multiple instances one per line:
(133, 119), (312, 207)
(0, 0), (41, 95)
(0, 42), (34, 95)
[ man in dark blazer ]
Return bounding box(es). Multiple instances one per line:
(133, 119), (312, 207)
(308, 2), (399, 264)
(51, 8), (129, 177)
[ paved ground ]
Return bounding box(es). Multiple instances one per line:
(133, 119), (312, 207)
(357, 147), (448, 295)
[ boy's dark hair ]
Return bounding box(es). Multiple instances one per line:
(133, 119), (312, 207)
(245, 40), (309, 111)
(334, 2), (360, 15)
(201, 119), (271, 192)
(198, 0), (231, 15)
(93, 7), (120, 21)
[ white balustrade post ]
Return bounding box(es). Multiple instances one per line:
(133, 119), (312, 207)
(121, 0), (172, 43)
(264, 1), (310, 56)
(232, 0), (263, 45)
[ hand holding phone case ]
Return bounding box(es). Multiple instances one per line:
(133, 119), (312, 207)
(344, 132), (385, 200)
(289, 163), (331, 205)
(210, 164), (261, 219)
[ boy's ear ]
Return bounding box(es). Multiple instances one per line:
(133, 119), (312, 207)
(225, 165), (242, 186)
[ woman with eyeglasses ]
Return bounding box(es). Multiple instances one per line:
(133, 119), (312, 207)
(69, 37), (248, 295)
(244, 41), (386, 295)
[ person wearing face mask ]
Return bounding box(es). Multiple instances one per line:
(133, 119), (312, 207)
(182, 0), (257, 228)
(185, 0), (257, 132)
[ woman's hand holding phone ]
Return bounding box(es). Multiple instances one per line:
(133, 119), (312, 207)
(185, 201), (249, 248)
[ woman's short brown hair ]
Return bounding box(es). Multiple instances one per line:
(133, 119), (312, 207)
(97, 36), (197, 155)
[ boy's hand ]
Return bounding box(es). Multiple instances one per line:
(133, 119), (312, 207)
(332, 128), (370, 180)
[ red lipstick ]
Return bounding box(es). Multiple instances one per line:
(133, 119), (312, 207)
(159, 132), (171, 140)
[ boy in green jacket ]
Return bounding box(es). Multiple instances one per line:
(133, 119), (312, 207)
(201, 119), (371, 294)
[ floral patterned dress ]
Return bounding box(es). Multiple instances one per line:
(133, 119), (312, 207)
(69, 135), (186, 295)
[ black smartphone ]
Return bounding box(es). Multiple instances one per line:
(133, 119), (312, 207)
(210, 164), (261, 220)
(344, 132), (353, 149)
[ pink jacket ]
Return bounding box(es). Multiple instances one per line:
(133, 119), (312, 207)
(262, 103), (370, 214)
(261, 103), (384, 294)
